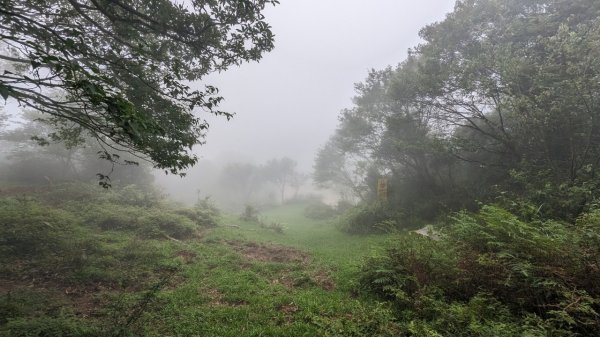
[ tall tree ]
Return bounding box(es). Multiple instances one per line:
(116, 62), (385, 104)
(0, 0), (278, 177)
(317, 0), (600, 220)
(313, 68), (398, 201)
(414, 0), (600, 180)
(314, 135), (369, 201)
(264, 157), (297, 204)
(219, 162), (263, 204)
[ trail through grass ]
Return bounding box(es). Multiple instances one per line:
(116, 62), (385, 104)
(145, 203), (398, 336)
(210, 203), (390, 289)
(1, 191), (399, 336)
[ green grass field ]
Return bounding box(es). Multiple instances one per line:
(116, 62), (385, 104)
(1, 194), (400, 337)
(143, 203), (399, 336)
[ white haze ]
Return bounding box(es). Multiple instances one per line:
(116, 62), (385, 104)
(156, 0), (456, 203)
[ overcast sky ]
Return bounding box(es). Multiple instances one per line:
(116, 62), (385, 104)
(196, 0), (457, 171)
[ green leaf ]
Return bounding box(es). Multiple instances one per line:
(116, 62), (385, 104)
(0, 84), (10, 100)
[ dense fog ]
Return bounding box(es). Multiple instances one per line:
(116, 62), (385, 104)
(154, 0), (455, 206)
(2, 1), (599, 336)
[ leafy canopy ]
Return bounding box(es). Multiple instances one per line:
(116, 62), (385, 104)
(316, 0), (600, 221)
(0, 0), (278, 175)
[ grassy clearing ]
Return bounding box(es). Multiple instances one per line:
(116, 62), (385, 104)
(1, 186), (398, 336)
(140, 203), (399, 336)
(210, 203), (390, 289)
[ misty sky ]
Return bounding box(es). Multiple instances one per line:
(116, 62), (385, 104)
(197, 0), (457, 172)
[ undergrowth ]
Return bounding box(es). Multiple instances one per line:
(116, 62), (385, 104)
(359, 205), (600, 336)
(0, 183), (219, 336)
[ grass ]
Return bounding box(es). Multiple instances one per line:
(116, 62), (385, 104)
(139, 203), (399, 336)
(1, 187), (400, 337)
(6, 185), (596, 336)
(210, 203), (390, 289)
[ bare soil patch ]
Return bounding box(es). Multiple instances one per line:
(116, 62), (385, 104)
(223, 240), (310, 264)
(223, 240), (337, 291)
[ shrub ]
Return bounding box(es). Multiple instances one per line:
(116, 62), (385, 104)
(82, 204), (144, 231)
(240, 204), (260, 222)
(111, 184), (163, 208)
(0, 289), (102, 336)
(335, 199), (354, 213)
(337, 202), (403, 234)
(174, 197), (220, 228)
(174, 207), (218, 228)
(0, 289), (63, 325)
(303, 201), (336, 220)
(83, 203), (209, 239)
(0, 198), (94, 262)
(259, 220), (285, 234)
(137, 210), (198, 240)
(359, 205), (600, 336)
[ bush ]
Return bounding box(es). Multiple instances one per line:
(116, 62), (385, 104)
(0, 198), (95, 263)
(82, 204), (144, 231)
(501, 168), (600, 222)
(303, 201), (336, 220)
(335, 199), (354, 213)
(359, 205), (600, 336)
(83, 203), (210, 239)
(174, 197), (220, 228)
(240, 204), (260, 222)
(111, 184), (163, 208)
(0, 289), (102, 336)
(137, 210), (198, 240)
(337, 202), (403, 234)
(173, 207), (218, 228)
(258, 220), (285, 234)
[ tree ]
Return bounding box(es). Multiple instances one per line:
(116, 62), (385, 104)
(413, 0), (600, 180)
(264, 157), (297, 204)
(313, 135), (369, 201)
(313, 68), (398, 201)
(317, 0), (600, 221)
(0, 0), (278, 177)
(218, 162), (263, 204)
(289, 171), (308, 199)
(0, 110), (155, 186)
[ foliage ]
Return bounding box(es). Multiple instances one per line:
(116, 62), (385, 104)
(0, 0), (278, 174)
(0, 197), (93, 261)
(239, 204), (260, 222)
(175, 197), (220, 228)
(337, 202), (404, 234)
(359, 205), (600, 336)
(263, 157), (299, 204)
(0, 112), (157, 187)
(316, 0), (600, 223)
(0, 182), (194, 336)
(258, 219), (285, 234)
(303, 201), (337, 220)
(1, 184), (403, 336)
(0, 182), (218, 288)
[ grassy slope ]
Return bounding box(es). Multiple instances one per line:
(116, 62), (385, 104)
(1, 193), (399, 337)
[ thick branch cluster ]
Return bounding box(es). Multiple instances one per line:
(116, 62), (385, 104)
(0, 0), (277, 174)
